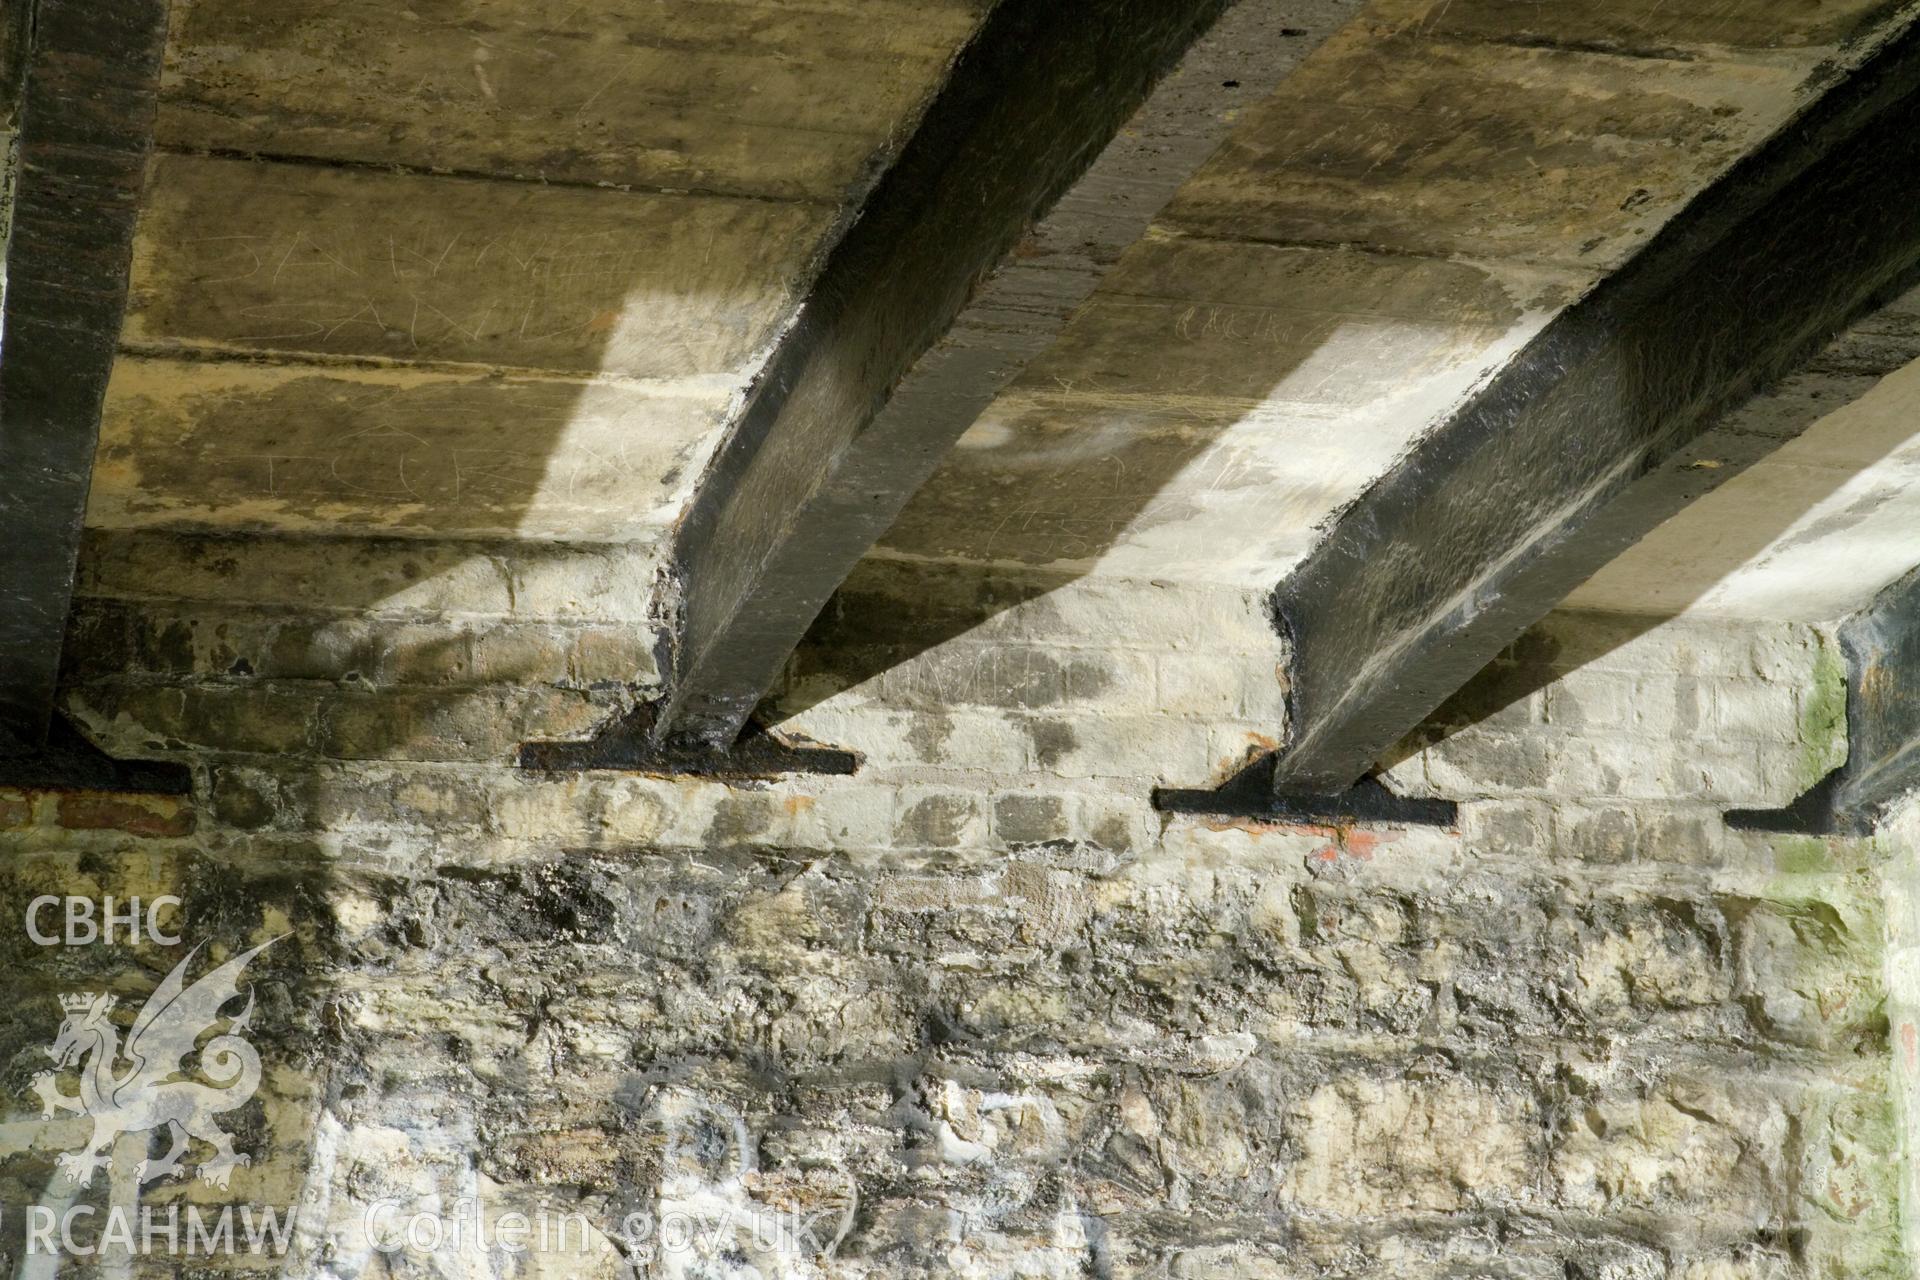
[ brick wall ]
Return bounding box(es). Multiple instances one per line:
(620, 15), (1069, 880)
(0, 532), (1902, 1277)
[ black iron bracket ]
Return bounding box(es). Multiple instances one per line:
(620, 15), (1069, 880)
(1724, 769), (1871, 837)
(0, 714), (191, 794)
(1152, 753), (1458, 827)
(1724, 567), (1920, 839)
(519, 701), (857, 780)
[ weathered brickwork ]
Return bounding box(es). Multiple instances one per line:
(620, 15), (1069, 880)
(1387, 609), (1847, 809)
(0, 532), (1904, 1277)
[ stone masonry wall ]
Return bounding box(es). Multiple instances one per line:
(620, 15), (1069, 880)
(1880, 795), (1920, 1271)
(0, 532), (1903, 1278)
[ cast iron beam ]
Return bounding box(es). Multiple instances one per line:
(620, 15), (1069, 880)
(1256, 19), (1920, 797)
(1729, 566), (1920, 836)
(0, 0), (188, 792)
(526, 0), (1361, 772)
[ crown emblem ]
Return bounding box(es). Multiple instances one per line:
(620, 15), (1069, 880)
(58, 992), (106, 1014)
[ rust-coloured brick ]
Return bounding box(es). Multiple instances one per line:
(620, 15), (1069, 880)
(55, 791), (197, 838)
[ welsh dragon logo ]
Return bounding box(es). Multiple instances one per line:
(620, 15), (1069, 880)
(31, 938), (281, 1190)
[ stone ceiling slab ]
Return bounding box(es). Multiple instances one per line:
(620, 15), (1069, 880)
(882, 399), (1365, 575)
(1571, 355), (1920, 623)
(126, 154), (833, 380)
(158, 0), (988, 201)
(87, 360), (720, 540)
(1161, 26), (1812, 269)
(1013, 237), (1542, 403)
(86, 0), (988, 549)
(1368, 0), (1905, 53)
(62, 0), (1920, 645)
(878, 2), (1909, 599)
(881, 239), (1557, 580)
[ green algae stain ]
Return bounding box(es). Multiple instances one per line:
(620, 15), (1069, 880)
(1799, 633), (1849, 791)
(1776, 833), (1835, 876)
